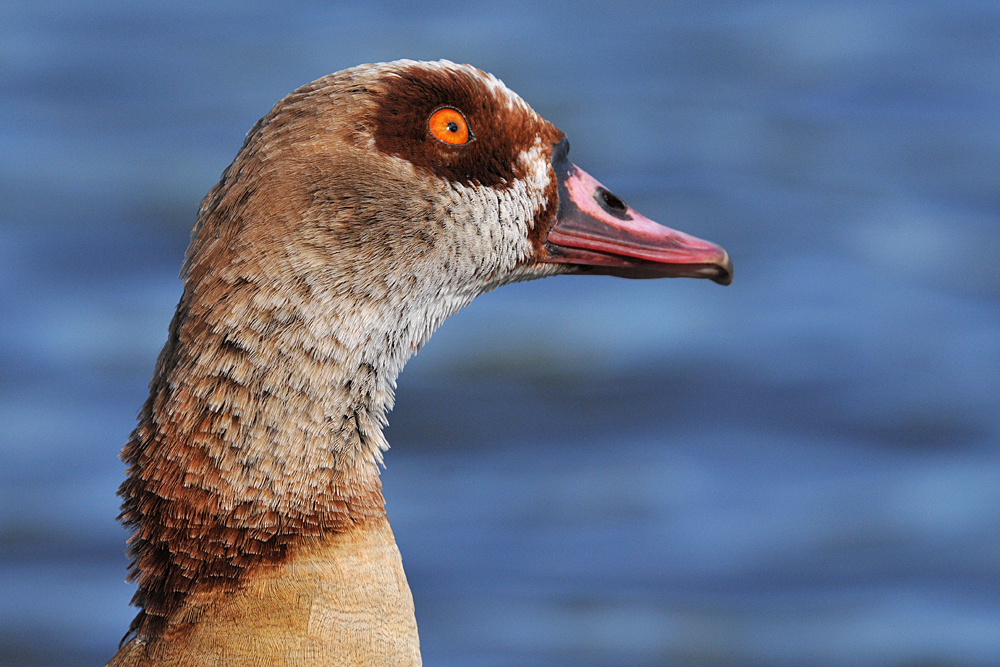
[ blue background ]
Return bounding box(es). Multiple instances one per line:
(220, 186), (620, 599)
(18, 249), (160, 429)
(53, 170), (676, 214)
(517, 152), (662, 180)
(2, 1), (999, 665)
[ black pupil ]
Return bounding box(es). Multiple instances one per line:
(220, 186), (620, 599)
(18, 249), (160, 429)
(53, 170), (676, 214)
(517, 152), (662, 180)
(446, 122), (459, 133)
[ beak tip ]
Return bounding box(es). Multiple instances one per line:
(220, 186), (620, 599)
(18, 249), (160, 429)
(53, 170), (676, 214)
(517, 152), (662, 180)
(712, 250), (733, 285)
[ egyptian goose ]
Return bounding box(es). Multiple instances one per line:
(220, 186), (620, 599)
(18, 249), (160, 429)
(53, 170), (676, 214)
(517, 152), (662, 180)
(106, 60), (731, 667)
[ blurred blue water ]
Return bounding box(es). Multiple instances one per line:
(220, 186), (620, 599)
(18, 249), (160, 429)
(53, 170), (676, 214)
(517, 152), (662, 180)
(2, 1), (999, 665)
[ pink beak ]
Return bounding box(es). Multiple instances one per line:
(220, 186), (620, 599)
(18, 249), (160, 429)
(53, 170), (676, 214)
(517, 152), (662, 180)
(542, 139), (732, 285)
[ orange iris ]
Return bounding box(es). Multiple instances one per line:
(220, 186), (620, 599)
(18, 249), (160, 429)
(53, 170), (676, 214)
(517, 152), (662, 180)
(428, 107), (471, 145)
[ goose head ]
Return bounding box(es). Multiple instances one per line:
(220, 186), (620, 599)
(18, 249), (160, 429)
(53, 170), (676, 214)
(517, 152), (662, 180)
(169, 57), (731, 475)
(186, 59), (730, 352)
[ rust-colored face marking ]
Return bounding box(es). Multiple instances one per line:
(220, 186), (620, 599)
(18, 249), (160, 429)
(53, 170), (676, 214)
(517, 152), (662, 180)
(369, 63), (563, 189)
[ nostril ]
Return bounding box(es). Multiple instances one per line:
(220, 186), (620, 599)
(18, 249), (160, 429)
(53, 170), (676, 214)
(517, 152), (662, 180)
(596, 187), (630, 218)
(601, 190), (626, 211)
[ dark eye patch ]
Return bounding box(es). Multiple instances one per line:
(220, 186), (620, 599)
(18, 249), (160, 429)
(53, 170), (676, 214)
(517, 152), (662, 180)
(368, 64), (563, 190)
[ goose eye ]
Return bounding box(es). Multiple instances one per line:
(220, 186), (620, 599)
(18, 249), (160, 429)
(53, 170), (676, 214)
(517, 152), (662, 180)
(428, 107), (471, 145)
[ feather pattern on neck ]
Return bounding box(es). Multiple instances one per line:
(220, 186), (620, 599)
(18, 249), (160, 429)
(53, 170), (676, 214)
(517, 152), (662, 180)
(117, 60), (563, 638)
